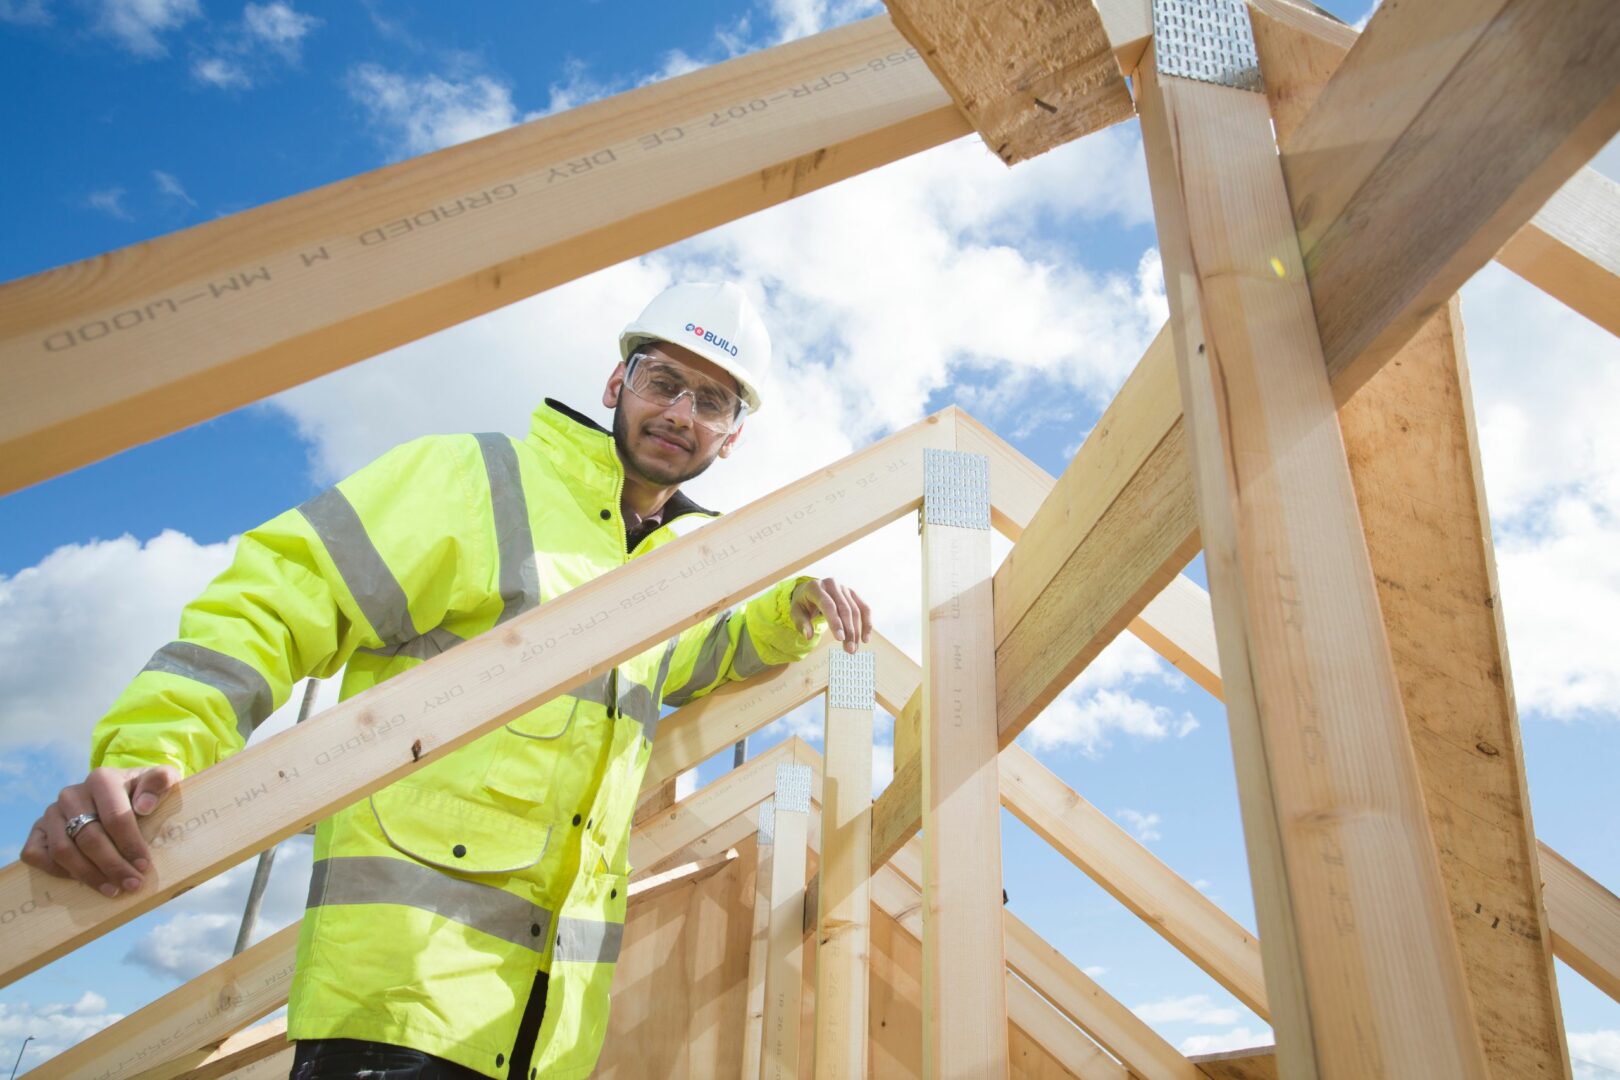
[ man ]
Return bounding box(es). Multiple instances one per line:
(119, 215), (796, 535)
(21, 282), (872, 1079)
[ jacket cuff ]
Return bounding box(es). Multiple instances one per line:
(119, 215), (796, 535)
(748, 576), (823, 664)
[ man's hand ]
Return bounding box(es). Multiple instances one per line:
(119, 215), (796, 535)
(20, 765), (180, 897)
(791, 577), (873, 655)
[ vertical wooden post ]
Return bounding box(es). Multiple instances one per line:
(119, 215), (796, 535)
(919, 447), (1008, 1080)
(743, 802), (777, 1080)
(1135, 1), (1489, 1076)
(815, 650), (875, 1079)
(762, 764), (812, 1080)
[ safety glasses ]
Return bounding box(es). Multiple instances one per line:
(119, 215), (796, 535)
(623, 353), (747, 435)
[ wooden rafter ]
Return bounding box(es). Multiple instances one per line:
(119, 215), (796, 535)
(1137, 15), (1486, 1075)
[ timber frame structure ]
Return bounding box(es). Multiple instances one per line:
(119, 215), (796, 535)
(1, 0), (1618, 1076)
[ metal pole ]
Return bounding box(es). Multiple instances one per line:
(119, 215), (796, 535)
(732, 736), (747, 769)
(232, 678), (320, 956)
(9, 1036), (34, 1079)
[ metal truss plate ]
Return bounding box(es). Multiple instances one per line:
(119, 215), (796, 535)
(922, 448), (991, 530)
(775, 763), (813, 813)
(828, 650), (876, 710)
(1153, 0), (1264, 93)
(758, 800), (776, 844)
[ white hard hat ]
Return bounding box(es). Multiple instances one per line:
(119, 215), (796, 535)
(619, 282), (770, 414)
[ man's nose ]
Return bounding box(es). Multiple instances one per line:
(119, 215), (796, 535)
(661, 392), (697, 426)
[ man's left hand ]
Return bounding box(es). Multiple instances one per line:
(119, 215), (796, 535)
(791, 578), (872, 655)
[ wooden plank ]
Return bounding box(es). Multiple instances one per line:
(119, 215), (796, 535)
(996, 743), (1265, 1017)
(1129, 575), (1221, 699)
(1005, 977), (1127, 1080)
(814, 654), (875, 1079)
(1246, 0), (1620, 341)
(744, 810), (777, 1080)
(1540, 842), (1620, 1003)
(0, 16), (969, 495)
(1341, 297), (1570, 1077)
(1138, 34), (1487, 1080)
(890, 840), (1196, 1080)
(762, 764), (813, 1080)
(215, 1046), (292, 1080)
(918, 449), (1007, 1080)
(32, 922), (297, 1080)
(1498, 169), (1620, 337)
(0, 410), (950, 987)
(881, 0), (1133, 165)
(1275, 0), (1620, 402)
(151, 1018), (285, 1080)
(1189, 1047), (1279, 1080)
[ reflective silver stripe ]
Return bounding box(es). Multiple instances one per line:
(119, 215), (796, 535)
(733, 622), (779, 680)
(617, 684), (658, 731)
(357, 626), (465, 661)
(306, 855), (552, 953)
(297, 487), (417, 646)
(569, 673), (613, 707)
(554, 916), (624, 965)
(475, 433), (541, 624)
(142, 641), (274, 741)
(662, 613), (733, 707)
(628, 638), (681, 742)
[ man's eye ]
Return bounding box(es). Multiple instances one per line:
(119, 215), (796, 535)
(648, 374), (683, 395)
(696, 392), (727, 414)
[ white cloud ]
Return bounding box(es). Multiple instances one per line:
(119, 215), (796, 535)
(152, 168), (196, 205)
(764, 0), (882, 43)
(0, 991), (124, 1070)
(1133, 993), (1243, 1026)
(1021, 635), (1197, 755)
(347, 62), (520, 156)
(1115, 807), (1161, 843)
(1179, 1025), (1274, 1056)
(95, 0), (200, 57)
(243, 1), (317, 58)
(1082, 964), (1106, 977)
(1570, 1030), (1620, 1080)
(0, 0), (50, 24)
(85, 186), (131, 220)
(192, 55), (250, 88)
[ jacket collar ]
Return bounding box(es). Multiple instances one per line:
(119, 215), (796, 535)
(528, 399), (720, 521)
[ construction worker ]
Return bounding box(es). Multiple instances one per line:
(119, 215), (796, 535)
(21, 281), (872, 1079)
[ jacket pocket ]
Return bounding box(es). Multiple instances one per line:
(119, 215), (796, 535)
(370, 785), (551, 875)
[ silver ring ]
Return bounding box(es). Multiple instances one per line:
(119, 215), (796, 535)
(64, 812), (99, 840)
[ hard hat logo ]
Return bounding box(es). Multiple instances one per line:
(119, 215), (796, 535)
(685, 323), (740, 357)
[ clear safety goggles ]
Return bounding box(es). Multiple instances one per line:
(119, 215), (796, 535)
(624, 353), (747, 435)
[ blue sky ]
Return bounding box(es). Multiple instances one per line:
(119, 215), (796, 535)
(3, 0), (1619, 1073)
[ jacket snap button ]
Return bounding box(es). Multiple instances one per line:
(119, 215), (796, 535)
(586, 818), (593, 829)
(452, 844), (467, 858)
(599, 509), (611, 520)
(530, 922), (542, 937)
(610, 888), (618, 900)
(572, 814), (582, 826)
(496, 1053), (505, 1068)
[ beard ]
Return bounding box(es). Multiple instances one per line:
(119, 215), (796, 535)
(613, 403), (720, 487)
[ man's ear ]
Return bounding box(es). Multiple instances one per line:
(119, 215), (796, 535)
(718, 420), (744, 458)
(603, 362), (628, 409)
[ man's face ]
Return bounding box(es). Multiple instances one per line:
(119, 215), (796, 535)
(603, 341), (743, 488)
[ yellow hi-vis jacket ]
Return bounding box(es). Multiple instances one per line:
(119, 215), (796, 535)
(90, 399), (823, 1079)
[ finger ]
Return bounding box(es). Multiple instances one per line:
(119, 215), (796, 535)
(41, 804), (113, 895)
(130, 765), (179, 817)
(20, 821), (69, 878)
(90, 769), (152, 875)
(58, 785), (138, 893)
(825, 581), (856, 652)
(808, 581), (842, 641)
(76, 774), (146, 889)
(853, 591), (874, 643)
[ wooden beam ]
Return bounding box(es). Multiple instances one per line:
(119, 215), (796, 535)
(38, 922), (297, 1080)
(744, 805), (777, 1080)
(0, 410), (951, 987)
(1539, 841), (1620, 1004)
(881, 0), (1133, 165)
(890, 840), (1197, 1080)
(1497, 168), (1620, 338)
(1274, 0), (1620, 401)
(918, 447), (1007, 1079)
(762, 763), (814, 1080)
(814, 652), (875, 1079)
(998, 744), (1265, 1020)
(150, 1017), (286, 1080)
(1340, 297), (1571, 1076)
(1246, 0), (1620, 341)
(1137, 24), (1487, 1078)
(1005, 978), (1128, 1080)
(0, 16), (969, 496)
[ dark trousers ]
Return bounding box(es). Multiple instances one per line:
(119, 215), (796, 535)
(291, 973), (549, 1079)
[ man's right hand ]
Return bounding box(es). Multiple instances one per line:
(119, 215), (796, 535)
(20, 766), (179, 897)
